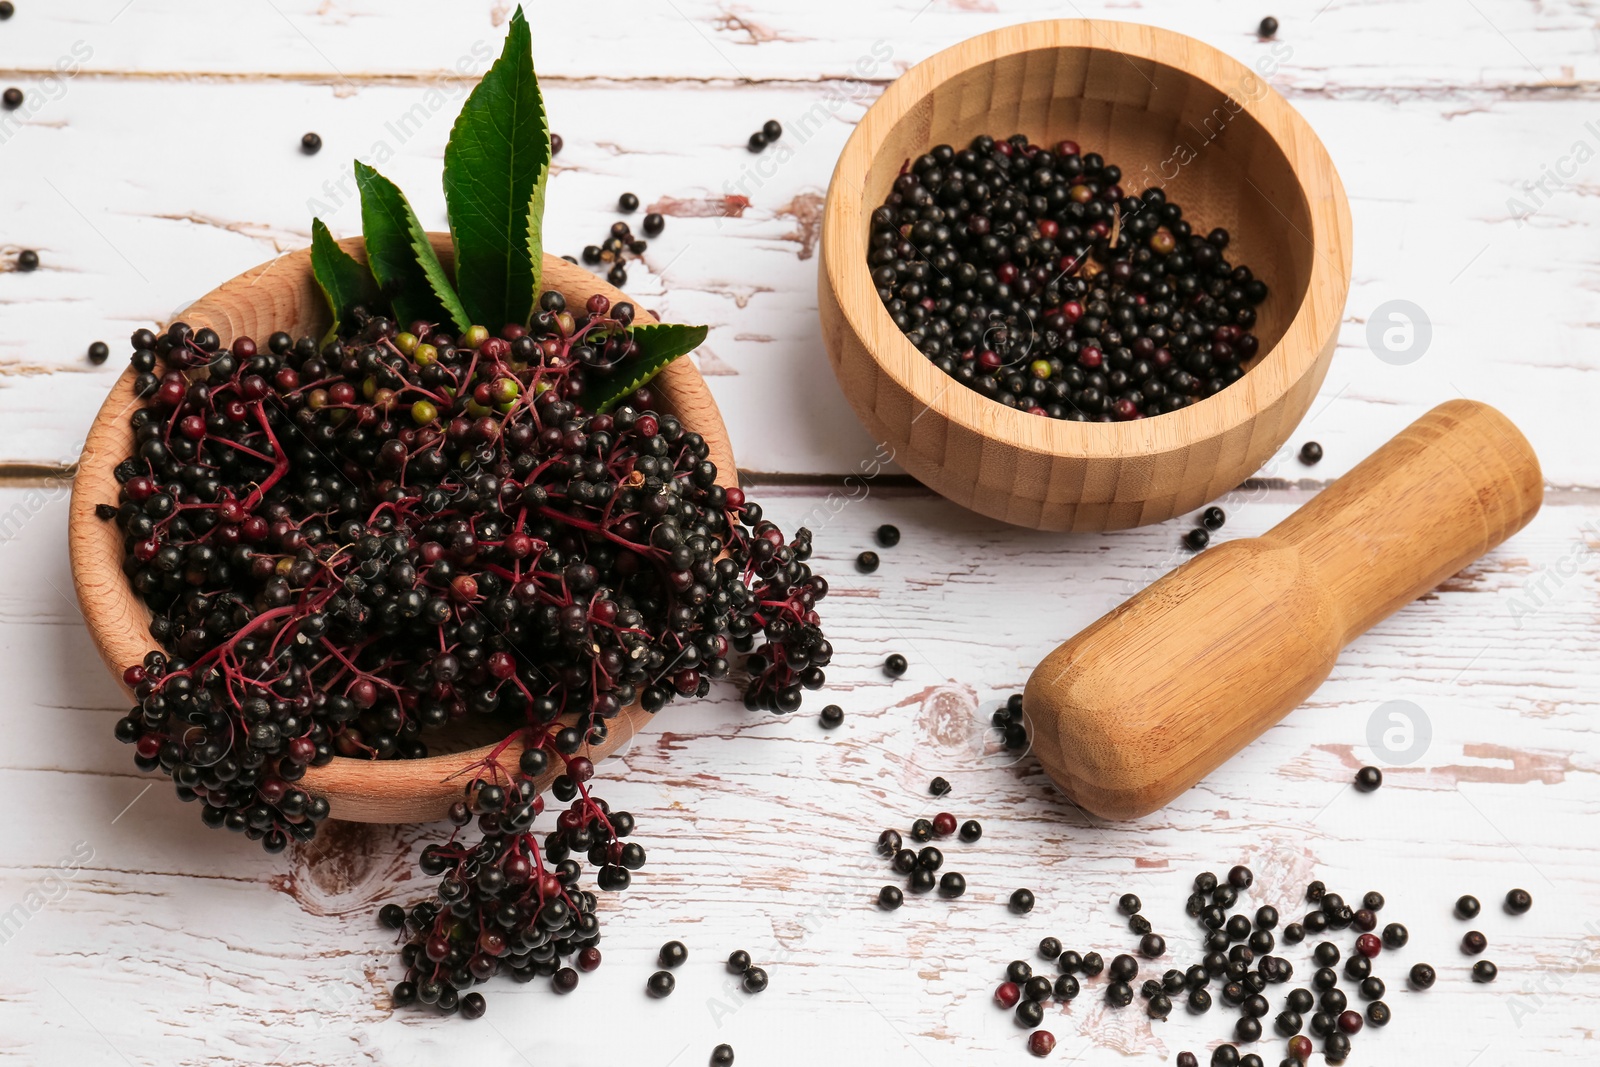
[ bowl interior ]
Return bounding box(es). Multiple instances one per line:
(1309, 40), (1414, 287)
(851, 30), (1324, 447)
(70, 238), (734, 821)
(866, 43), (1312, 388)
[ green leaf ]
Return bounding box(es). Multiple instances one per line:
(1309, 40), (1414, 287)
(582, 323), (710, 414)
(308, 218), (381, 344)
(442, 4), (549, 330)
(353, 161), (471, 332)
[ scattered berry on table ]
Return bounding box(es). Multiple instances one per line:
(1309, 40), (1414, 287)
(0, 4), (15, 19)
(959, 819), (982, 842)
(1354, 765), (1383, 791)
(1367, 1000), (1391, 1026)
(884, 653), (907, 677)
(607, 263), (627, 286)
(2, 87), (22, 109)
(878, 885), (903, 910)
(1184, 528), (1210, 551)
(1119, 892), (1142, 915)
(643, 212), (665, 236)
(929, 775), (951, 796)
(1140, 933), (1166, 958)
(550, 132), (563, 155)
(619, 192), (640, 213)
(876, 829), (902, 856)
(647, 970), (676, 997)
(875, 523), (901, 547)
(1258, 16), (1279, 37)
(711, 1043), (735, 1066)
(1462, 930), (1487, 955)
(1010, 888), (1035, 914)
(746, 131), (767, 152)
(659, 940), (688, 968)
(856, 550), (880, 572)
(1038, 936), (1061, 959)
(15, 249), (37, 271)
(1299, 440), (1323, 465)
(88, 340), (110, 365)
(1201, 506), (1226, 530)
(1472, 959), (1498, 982)
(1409, 962), (1436, 988)
(300, 131), (322, 154)
(742, 966), (769, 993)
(820, 703), (844, 728)
(727, 949), (752, 973)
(1456, 894), (1482, 920)
(1505, 887), (1533, 914)
(1383, 922), (1409, 948)
(932, 812), (957, 836)
(1027, 1029), (1055, 1056)
(553, 967), (579, 994)
(762, 119), (783, 142)
(995, 980), (1021, 1008)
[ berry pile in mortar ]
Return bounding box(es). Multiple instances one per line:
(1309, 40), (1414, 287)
(99, 6), (831, 1020)
(867, 134), (1269, 421)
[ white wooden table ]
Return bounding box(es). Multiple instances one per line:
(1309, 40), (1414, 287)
(2, 2), (1597, 1064)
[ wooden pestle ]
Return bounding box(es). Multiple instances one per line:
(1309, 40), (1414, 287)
(1024, 400), (1543, 820)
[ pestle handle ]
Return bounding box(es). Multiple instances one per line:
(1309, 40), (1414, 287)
(1024, 400), (1543, 820)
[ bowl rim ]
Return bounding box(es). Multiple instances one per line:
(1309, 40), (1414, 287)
(820, 18), (1352, 462)
(68, 236), (736, 822)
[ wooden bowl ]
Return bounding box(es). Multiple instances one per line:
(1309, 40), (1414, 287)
(819, 20), (1352, 531)
(68, 237), (735, 823)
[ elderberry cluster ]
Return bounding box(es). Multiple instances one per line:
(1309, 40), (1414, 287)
(104, 291), (829, 1016)
(869, 133), (1269, 420)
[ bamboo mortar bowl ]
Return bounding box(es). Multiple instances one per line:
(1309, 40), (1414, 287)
(819, 20), (1352, 531)
(69, 237), (736, 823)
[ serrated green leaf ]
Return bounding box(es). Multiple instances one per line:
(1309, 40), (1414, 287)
(582, 323), (710, 414)
(309, 218), (381, 344)
(353, 161), (471, 332)
(443, 4), (549, 329)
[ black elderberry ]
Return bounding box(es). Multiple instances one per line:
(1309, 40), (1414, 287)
(908, 868), (936, 893)
(1359, 976), (1384, 1000)
(1140, 933), (1166, 958)
(1202, 506), (1226, 530)
(820, 704), (844, 728)
(660, 940), (688, 968)
(1299, 441), (1323, 465)
(2, 86), (22, 109)
(910, 819), (934, 842)
(1258, 16), (1279, 37)
(619, 192), (640, 213)
(711, 1043), (735, 1066)
(1080, 951), (1104, 977)
(1109, 954), (1139, 982)
(1409, 962), (1436, 989)
(727, 950), (751, 973)
(1129, 914), (1153, 936)
(1185, 528), (1210, 551)
(300, 132), (322, 154)
(857, 549), (881, 573)
(1506, 888), (1533, 914)
(877, 829), (903, 855)
(746, 131), (767, 153)
(16, 248), (37, 271)
(742, 966), (769, 993)
(551, 132), (563, 155)
(884, 653), (907, 677)
(1055, 973), (1080, 1000)
(1105, 981), (1134, 1008)
(1462, 930), (1487, 955)
(648, 970), (676, 997)
(1456, 894), (1482, 919)
(1057, 950), (1082, 973)
(1354, 765), (1382, 791)
(938, 871), (966, 897)
(643, 213), (665, 236)
(875, 524), (900, 547)
(878, 885), (903, 910)
(1024, 975), (1053, 1002)
(959, 819), (982, 842)
(1007, 960), (1034, 983)
(1382, 922), (1408, 948)
(88, 340), (110, 364)
(1119, 892), (1142, 915)
(1188, 987), (1212, 1013)
(929, 776), (951, 796)
(0, 4), (14, 19)
(1010, 888), (1035, 913)
(1038, 937), (1061, 960)
(762, 119), (782, 141)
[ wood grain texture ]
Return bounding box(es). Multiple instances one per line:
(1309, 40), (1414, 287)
(67, 239), (735, 823)
(1, 2), (1597, 1064)
(4, 482), (1599, 1066)
(820, 21), (1352, 531)
(1027, 400), (1543, 818)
